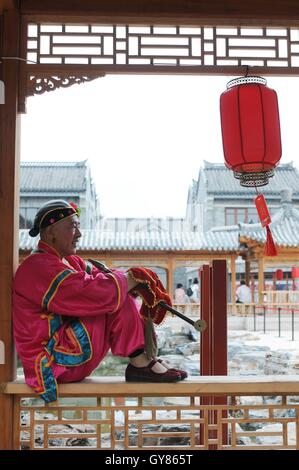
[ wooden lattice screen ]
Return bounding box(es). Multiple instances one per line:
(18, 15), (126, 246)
(12, 389), (299, 450)
(18, 21), (299, 111)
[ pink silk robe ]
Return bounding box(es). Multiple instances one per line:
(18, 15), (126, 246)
(13, 241), (145, 403)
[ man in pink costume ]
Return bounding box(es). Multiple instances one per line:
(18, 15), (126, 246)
(13, 200), (184, 403)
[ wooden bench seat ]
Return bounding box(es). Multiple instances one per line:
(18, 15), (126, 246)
(2, 375), (299, 396)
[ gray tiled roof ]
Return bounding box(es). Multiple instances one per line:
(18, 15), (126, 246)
(240, 205), (299, 247)
(20, 161), (87, 192)
(19, 229), (240, 252)
(19, 205), (299, 251)
(201, 161), (299, 197)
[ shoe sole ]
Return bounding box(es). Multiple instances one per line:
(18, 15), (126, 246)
(125, 376), (181, 383)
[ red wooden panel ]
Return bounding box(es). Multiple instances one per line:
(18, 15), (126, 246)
(200, 260), (228, 448)
(200, 264), (211, 376)
(211, 259), (227, 376)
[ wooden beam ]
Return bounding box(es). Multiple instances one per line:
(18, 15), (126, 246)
(0, 8), (21, 450)
(20, 0), (299, 23)
(20, 249), (239, 265)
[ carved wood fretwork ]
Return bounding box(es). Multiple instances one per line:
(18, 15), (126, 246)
(18, 68), (106, 112)
(28, 73), (105, 95)
(24, 21), (299, 71)
(18, 18), (299, 112)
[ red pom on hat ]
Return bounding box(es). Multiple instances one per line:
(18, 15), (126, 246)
(69, 201), (81, 216)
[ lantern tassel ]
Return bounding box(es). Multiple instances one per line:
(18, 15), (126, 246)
(265, 225), (278, 257)
(254, 193), (278, 257)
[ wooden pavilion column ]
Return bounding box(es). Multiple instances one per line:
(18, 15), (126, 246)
(245, 259), (251, 286)
(0, 9), (21, 450)
(200, 260), (228, 447)
(166, 255), (174, 301)
(258, 257), (265, 304)
(230, 254), (236, 313)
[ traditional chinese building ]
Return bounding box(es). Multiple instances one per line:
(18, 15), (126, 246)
(20, 160), (99, 229)
(186, 161), (299, 232)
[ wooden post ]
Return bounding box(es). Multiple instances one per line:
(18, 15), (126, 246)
(211, 260), (228, 448)
(0, 9), (21, 450)
(245, 259), (251, 286)
(200, 265), (211, 376)
(230, 255), (236, 314)
(258, 257), (265, 304)
(200, 260), (227, 448)
(167, 255), (174, 301)
(211, 260), (227, 377)
(200, 264), (211, 446)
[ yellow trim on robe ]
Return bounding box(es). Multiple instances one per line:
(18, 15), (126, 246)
(42, 269), (75, 310)
(106, 272), (121, 312)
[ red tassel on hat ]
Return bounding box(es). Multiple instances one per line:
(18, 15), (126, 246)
(255, 194), (278, 256)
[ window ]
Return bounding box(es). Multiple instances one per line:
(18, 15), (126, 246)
(19, 207), (39, 229)
(225, 207), (259, 225)
(247, 208), (258, 224)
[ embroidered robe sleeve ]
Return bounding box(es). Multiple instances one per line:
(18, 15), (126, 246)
(14, 253), (128, 317)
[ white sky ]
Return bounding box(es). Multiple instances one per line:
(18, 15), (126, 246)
(20, 75), (299, 218)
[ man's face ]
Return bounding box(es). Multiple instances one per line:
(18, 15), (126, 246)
(50, 214), (81, 257)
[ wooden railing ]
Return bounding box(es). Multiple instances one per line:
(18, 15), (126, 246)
(173, 302), (258, 317)
(173, 302), (299, 316)
(2, 376), (299, 450)
(262, 291), (299, 304)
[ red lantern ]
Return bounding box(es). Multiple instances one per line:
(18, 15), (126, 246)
(292, 267), (299, 279)
(220, 76), (281, 187)
(275, 269), (283, 281)
(220, 75), (282, 256)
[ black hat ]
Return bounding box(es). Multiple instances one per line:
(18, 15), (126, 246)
(29, 200), (79, 237)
